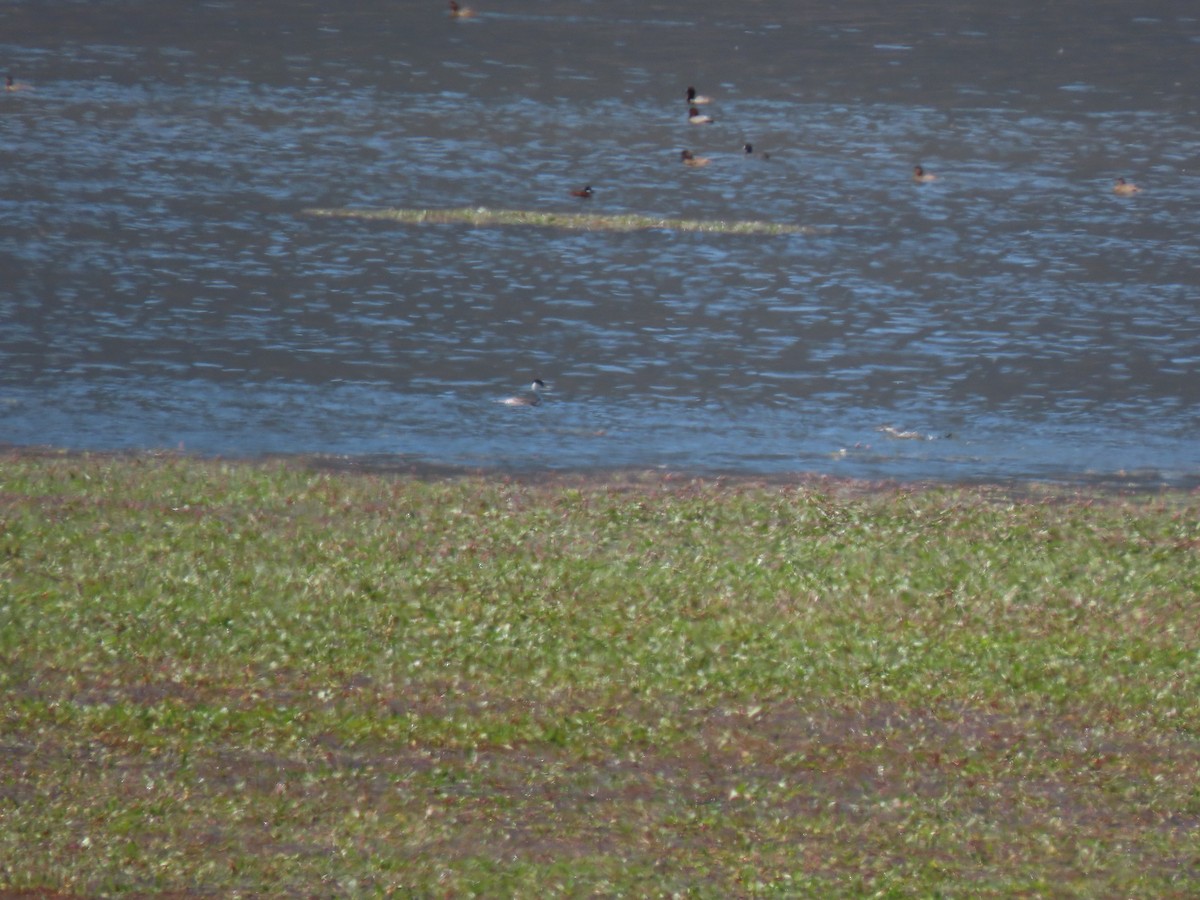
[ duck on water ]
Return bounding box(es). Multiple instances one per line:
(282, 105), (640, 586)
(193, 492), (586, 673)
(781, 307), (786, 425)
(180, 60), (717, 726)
(498, 379), (547, 407)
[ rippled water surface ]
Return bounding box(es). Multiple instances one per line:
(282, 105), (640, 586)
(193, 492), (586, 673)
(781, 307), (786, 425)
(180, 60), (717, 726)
(3, 0), (1199, 484)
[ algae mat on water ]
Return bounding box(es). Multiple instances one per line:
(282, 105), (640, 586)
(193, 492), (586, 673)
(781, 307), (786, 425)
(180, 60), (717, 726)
(304, 205), (818, 235)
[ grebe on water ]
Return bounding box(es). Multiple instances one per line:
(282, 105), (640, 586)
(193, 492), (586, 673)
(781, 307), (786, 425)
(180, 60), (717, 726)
(499, 379), (547, 407)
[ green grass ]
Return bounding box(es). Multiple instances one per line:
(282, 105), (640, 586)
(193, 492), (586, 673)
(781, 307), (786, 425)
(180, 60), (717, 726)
(2, 450), (1199, 896)
(304, 205), (818, 235)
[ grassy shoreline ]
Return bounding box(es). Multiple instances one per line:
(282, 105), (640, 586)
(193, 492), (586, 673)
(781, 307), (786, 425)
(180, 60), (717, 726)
(2, 450), (1199, 896)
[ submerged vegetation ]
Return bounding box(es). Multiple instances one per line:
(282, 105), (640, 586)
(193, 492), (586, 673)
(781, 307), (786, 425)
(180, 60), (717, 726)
(304, 205), (818, 235)
(2, 450), (1199, 895)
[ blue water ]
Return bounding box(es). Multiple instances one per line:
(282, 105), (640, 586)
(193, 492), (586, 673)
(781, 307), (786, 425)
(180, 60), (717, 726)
(2, 0), (1199, 485)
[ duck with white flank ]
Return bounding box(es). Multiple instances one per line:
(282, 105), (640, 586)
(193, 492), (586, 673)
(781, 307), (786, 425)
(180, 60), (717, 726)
(498, 379), (547, 407)
(912, 164), (938, 183)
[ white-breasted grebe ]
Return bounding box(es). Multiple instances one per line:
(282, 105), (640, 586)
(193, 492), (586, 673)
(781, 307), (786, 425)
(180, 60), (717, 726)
(498, 379), (546, 407)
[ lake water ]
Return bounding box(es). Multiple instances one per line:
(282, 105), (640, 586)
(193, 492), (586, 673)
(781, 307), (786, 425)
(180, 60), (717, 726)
(3, 0), (1199, 485)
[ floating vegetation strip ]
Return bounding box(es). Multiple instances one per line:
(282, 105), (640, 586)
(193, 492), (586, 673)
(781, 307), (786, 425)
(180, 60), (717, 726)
(304, 205), (816, 235)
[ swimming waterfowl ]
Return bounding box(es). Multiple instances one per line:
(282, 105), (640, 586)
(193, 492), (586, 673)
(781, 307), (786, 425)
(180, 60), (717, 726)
(448, 1), (475, 18)
(878, 425), (932, 441)
(570, 185), (594, 199)
(499, 379), (546, 407)
(743, 143), (770, 159)
(912, 164), (938, 183)
(688, 106), (714, 125)
(1113, 177), (1141, 196)
(5, 74), (29, 92)
(680, 149), (710, 167)
(686, 86), (712, 106)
